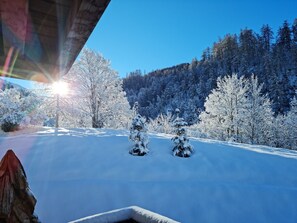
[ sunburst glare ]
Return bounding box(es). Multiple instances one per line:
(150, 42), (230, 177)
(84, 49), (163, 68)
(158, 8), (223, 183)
(51, 81), (69, 96)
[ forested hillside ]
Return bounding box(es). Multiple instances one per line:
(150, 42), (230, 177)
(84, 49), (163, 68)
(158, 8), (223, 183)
(123, 19), (297, 124)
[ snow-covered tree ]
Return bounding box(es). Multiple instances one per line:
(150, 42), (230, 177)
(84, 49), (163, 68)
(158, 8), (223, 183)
(199, 74), (249, 141)
(242, 75), (274, 144)
(282, 95), (297, 149)
(0, 88), (43, 131)
(148, 112), (174, 134)
(198, 74), (277, 145)
(270, 114), (287, 148)
(29, 82), (80, 128)
(172, 109), (193, 157)
(129, 114), (149, 156)
(65, 48), (131, 128)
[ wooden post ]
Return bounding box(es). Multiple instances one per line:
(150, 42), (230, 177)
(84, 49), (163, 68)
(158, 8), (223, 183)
(0, 150), (39, 222)
(56, 93), (60, 128)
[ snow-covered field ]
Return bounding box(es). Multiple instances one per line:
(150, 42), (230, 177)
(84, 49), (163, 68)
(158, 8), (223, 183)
(0, 128), (297, 223)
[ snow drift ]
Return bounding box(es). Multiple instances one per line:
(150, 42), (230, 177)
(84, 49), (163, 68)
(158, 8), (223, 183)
(0, 128), (297, 223)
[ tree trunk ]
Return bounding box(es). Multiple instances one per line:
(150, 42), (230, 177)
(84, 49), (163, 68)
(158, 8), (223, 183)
(92, 117), (104, 128)
(92, 116), (98, 128)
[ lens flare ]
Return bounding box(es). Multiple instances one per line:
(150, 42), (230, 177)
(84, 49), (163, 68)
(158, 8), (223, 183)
(51, 81), (69, 96)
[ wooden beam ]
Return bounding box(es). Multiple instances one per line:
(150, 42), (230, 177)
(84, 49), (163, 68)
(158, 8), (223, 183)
(0, 0), (28, 55)
(57, 0), (111, 79)
(0, 55), (57, 82)
(0, 0), (110, 82)
(29, 0), (69, 17)
(0, 11), (4, 56)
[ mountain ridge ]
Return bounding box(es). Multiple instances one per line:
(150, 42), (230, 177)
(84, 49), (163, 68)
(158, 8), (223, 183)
(123, 19), (297, 123)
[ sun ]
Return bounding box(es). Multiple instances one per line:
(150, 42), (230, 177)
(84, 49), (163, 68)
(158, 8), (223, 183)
(51, 81), (69, 96)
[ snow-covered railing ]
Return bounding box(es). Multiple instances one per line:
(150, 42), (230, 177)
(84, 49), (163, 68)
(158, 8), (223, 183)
(69, 206), (180, 223)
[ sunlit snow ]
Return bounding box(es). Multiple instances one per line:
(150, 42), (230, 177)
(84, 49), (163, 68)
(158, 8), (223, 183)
(0, 128), (297, 223)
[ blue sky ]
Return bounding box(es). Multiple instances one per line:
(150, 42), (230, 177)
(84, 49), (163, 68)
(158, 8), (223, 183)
(86, 0), (297, 77)
(6, 0), (297, 87)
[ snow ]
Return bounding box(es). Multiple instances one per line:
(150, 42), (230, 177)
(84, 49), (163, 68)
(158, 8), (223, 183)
(0, 128), (297, 223)
(70, 206), (179, 223)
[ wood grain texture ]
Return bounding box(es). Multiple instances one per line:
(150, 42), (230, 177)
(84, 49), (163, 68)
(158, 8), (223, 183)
(0, 0), (110, 82)
(0, 150), (38, 223)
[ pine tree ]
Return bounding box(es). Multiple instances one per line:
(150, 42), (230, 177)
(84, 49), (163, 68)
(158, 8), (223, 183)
(259, 25), (274, 92)
(276, 20), (292, 51)
(129, 113), (149, 156)
(172, 109), (193, 158)
(293, 19), (297, 44)
(291, 19), (297, 98)
(212, 34), (239, 75)
(271, 20), (293, 113)
(260, 25), (274, 53)
(238, 29), (259, 76)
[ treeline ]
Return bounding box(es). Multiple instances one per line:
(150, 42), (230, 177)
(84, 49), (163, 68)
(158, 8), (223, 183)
(123, 19), (297, 124)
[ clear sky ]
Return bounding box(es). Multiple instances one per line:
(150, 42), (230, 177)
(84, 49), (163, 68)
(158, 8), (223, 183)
(86, 0), (297, 77)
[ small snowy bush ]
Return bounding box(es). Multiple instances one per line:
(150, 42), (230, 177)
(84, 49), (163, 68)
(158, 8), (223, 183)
(129, 114), (149, 156)
(1, 112), (25, 132)
(1, 122), (19, 132)
(148, 113), (174, 134)
(172, 116), (193, 158)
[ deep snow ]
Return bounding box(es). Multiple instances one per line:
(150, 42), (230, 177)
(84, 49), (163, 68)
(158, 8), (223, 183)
(0, 128), (297, 223)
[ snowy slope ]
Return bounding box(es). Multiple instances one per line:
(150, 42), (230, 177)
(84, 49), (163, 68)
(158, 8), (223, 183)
(0, 128), (297, 223)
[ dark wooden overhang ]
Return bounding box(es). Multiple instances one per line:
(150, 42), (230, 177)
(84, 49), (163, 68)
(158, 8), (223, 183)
(0, 0), (110, 83)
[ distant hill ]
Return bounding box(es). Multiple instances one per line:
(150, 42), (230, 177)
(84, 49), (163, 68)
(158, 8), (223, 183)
(0, 78), (26, 91)
(123, 18), (297, 123)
